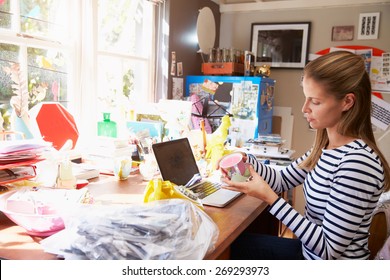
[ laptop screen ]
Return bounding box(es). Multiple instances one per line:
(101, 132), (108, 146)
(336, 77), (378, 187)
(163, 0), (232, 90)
(152, 138), (200, 186)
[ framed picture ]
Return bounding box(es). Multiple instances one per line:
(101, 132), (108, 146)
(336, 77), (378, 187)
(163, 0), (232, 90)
(358, 12), (380, 40)
(250, 22), (311, 69)
(332, 26), (354, 41)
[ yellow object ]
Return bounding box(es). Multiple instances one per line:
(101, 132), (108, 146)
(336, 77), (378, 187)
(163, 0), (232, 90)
(255, 64), (271, 77)
(7, 180), (40, 188)
(205, 115), (232, 171)
(372, 68), (380, 75)
(118, 159), (130, 179)
(143, 178), (204, 210)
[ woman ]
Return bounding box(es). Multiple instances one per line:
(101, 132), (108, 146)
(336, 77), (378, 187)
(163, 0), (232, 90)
(221, 51), (390, 260)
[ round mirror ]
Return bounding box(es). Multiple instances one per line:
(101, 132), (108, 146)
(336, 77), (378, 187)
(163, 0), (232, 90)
(196, 7), (216, 55)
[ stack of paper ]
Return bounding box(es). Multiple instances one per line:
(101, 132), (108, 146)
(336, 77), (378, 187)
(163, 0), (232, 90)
(83, 137), (136, 174)
(245, 134), (294, 160)
(0, 139), (52, 185)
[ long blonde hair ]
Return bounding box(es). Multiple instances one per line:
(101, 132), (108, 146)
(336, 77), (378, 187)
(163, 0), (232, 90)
(300, 51), (390, 192)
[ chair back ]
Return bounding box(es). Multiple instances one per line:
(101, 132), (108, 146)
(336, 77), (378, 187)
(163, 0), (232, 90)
(368, 202), (390, 259)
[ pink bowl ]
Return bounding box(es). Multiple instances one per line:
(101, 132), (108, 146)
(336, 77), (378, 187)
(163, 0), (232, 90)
(0, 191), (65, 237)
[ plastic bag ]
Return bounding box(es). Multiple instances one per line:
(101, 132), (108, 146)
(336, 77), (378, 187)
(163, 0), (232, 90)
(41, 199), (219, 260)
(144, 178), (204, 209)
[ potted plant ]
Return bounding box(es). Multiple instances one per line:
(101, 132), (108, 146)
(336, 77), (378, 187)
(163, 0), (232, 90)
(2, 62), (47, 138)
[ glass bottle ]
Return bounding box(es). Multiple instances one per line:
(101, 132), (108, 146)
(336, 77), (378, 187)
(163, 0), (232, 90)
(208, 48), (215, 63)
(97, 112), (117, 137)
(215, 48), (222, 63)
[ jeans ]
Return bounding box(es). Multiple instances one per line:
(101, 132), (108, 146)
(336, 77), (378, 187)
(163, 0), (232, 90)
(231, 233), (304, 260)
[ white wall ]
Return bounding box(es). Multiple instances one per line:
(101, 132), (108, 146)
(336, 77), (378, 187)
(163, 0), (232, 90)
(219, 4), (390, 214)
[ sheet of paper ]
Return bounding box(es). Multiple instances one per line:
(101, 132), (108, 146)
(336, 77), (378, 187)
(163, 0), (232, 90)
(172, 77), (183, 100)
(371, 94), (390, 131)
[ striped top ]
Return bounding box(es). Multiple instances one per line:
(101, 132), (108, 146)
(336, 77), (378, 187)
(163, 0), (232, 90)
(247, 139), (385, 259)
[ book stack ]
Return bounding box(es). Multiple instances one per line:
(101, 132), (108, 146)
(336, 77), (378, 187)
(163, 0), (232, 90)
(0, 139), (52, 188)
(72, 163), (100, 180)
(248, 134), (283, 152)
(83, 137), (137, 174)
(246, 134), (294, 160)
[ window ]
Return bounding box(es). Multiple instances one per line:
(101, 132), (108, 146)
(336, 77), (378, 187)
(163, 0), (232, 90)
(0, 0), (72, 130)
(0, 0), (155, 141)
(97, 0), (154, 125)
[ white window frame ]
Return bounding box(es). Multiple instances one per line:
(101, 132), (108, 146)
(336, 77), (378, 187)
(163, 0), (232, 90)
(0, 0), (75, 105)
(0, 0), (156, 146)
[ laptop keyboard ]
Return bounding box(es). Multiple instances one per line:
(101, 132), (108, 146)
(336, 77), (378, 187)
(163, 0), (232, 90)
(190, 181), (221, 199)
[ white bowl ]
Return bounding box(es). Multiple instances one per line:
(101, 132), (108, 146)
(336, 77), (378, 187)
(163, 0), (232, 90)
(0, 190), (65, 237)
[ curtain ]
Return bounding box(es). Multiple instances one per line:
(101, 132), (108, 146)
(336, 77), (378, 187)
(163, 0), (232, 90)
(74, 0), (97, 146)
(147, 0), (166, 4)
(153, 0), (169, 102)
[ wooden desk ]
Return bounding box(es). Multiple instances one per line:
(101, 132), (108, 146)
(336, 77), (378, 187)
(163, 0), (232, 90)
(0, 173), (269, 260)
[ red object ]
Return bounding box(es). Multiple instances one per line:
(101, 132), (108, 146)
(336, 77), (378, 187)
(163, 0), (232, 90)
(201, 62), (244, 75)
(373, 92), (383, 99)
(315, 46), (386, 100)
(0, 164), (37, 184)
(76, 179), (89, 189)
(32, 103), (79, 150)
(315, 45), (385, 57)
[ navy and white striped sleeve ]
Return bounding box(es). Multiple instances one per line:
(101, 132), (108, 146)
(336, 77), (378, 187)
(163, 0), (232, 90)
(246, 152), (309, 194)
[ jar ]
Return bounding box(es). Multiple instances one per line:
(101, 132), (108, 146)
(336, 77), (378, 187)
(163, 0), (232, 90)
(230, 48), (236, 63)
(139, 154), (158, 181)
(222, 48), (229, 62)
(215, 48), (222, 63)
(208, 48), (215, 63)
(113, 156), (132, 180)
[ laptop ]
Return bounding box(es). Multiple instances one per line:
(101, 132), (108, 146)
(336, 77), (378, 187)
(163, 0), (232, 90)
(152, 138), (242, 207)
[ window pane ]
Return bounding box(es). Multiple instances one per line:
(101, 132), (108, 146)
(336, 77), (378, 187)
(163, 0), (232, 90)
(98, 0), (151, 56)
(20, 0), (68, 39)
(27, 47), (68, 107)
(0, 43), (20, 103)
(97, 56), (149, 119)
(0, 0), (12, 29)
(0, 44), (69, 115)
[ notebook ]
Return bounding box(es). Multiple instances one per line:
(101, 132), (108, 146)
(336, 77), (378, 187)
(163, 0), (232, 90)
(152, 138), (242, 207)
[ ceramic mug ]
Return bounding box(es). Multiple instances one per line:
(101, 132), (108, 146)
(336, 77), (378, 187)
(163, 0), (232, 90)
(113, 157), (132, 180)
(219, 153), (250, 182)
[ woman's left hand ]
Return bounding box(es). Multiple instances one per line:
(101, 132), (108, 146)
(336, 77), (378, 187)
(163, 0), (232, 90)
(221, 164), (279, 205)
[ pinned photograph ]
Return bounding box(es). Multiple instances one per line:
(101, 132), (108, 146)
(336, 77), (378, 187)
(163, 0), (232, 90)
(171, 51), (177, 76)
(171, 51), (176, 63)
(177, 62), (183, 76)
(171, 62), (176, 76)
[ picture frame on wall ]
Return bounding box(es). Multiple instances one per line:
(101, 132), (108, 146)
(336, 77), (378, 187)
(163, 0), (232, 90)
(250, 22), (311, 69)
(358, 12), (380, 40)
(332, 26), (354, 41)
